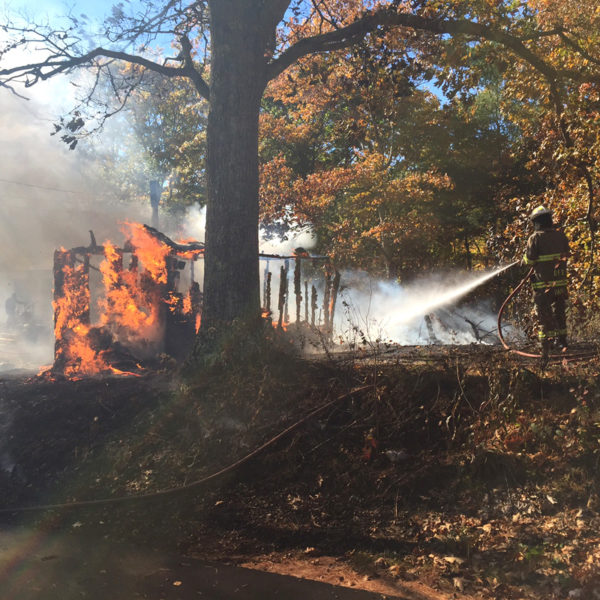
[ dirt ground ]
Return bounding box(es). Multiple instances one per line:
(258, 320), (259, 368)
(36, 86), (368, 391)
(1, 346), (600, 599)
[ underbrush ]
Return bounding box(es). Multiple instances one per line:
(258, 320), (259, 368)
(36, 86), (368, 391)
(1, 347), (600, 598)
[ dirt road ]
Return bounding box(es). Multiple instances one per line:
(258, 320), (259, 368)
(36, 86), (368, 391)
(0, 526), (415, 600)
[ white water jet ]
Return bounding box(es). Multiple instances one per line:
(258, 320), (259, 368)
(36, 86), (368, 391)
(385, 263), (516, 330)
(335, 263), (518, 346)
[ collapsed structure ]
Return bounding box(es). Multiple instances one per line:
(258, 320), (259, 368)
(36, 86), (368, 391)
(52, 223), (340, 377)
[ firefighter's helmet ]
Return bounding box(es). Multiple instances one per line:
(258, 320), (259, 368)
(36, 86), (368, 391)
(529, 205), (552, 221)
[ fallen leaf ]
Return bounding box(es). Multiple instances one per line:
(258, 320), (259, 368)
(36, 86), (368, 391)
(443, 556), (465, 565)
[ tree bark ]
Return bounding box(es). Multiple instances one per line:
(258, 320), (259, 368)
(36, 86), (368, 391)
(202, 1), (270, 328)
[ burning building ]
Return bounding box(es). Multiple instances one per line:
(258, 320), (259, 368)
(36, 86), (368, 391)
(52, 223), (204, 377)
(52, 223), (338, 378)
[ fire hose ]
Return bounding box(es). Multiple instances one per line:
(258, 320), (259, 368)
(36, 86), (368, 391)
(0, 385), (370, 515)
(496, 264), (598, 362)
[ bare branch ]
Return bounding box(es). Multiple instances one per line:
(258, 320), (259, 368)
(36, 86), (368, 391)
(0, 46), (201, 89)
(311, 0), (340, 31)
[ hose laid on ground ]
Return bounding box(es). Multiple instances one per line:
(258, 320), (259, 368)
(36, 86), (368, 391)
(497, 266), (597, 362)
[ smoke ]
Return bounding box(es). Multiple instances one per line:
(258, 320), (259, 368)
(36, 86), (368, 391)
(180, 204), (316, 256)
(181, 206), (514, 347)
(0, 90), (150, 371)
(334, 268), (517, 346)
(0, 77), (516, 373)
(259, 228), (316, 256)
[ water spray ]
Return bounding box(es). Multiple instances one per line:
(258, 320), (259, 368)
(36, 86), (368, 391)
(385, 261), (519, 331)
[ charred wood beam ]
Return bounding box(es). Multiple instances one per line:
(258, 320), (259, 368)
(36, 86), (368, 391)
(75, 257), (101, 272)
(323, 268), (332, 332)
(277, 265), (288, 329)
(265, 271), (272, 314)
(329, 270), (341, 331)
(304, 281), (309, 323)
(142, 224), (205, 255)
(70, 245), (106, 255)
(294, 258), (302, 323)
(284, 259), (290, 324)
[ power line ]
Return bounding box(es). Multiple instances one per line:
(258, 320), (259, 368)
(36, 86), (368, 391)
(0, 177), (82, 194)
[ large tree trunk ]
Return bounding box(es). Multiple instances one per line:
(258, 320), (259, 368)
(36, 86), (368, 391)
(202, 1), (269, 329)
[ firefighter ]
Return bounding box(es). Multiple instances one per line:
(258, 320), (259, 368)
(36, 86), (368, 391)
(522, 205), (570, 356)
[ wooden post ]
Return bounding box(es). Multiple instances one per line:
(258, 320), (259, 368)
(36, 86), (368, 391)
(323, 267), (332, 332)
(329, 270), (341, 333)
(262, 259), (269, 304)
(304, 281), (309, 323)
(311, 285), (317, 327)
(294, 258), (302, 324)
(277, 265), (287, 329)
(284, 259), (290, 324)
(265, 271), (272, 314)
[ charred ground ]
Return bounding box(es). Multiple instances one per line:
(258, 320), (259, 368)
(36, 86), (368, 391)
(1, 346), (600, 599)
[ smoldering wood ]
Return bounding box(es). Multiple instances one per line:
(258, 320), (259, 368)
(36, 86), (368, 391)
(304, 281), (309, 323)
(424, 314), (440, 344)
(311, 285), (317, 327)
(265, 271), (272, 314)
(284, 259), (290, 324)
(263, 259), (271, 312)
(323, 268), (332, 332)
(329, 271), (341, 330)
(277, 265), (287, 329)
(294, 258), (302, 323)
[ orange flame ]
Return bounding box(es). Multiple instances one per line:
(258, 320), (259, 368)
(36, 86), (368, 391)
(53, 260), (107, 376)
(183, 293), (192, 314)
(55, 223), (203, 378)
(99, 242), (160, 337)
(121, 222), (170, 284)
